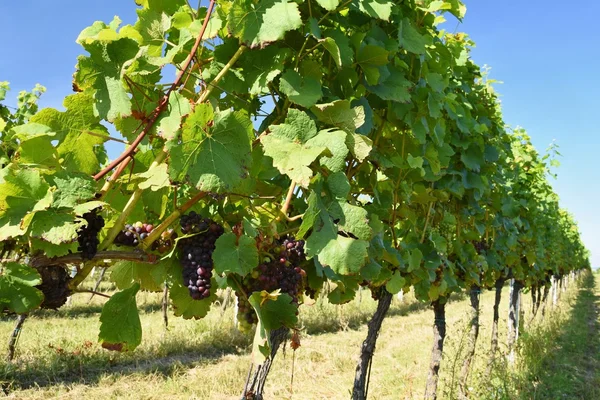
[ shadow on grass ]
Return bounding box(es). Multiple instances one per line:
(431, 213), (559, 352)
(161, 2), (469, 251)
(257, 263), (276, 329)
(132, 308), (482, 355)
(0, 290), (466, 393)
(0, 325), (252, 392)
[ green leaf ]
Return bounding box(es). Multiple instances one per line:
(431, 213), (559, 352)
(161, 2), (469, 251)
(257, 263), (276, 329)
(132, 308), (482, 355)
(398, 18), (430, 55)
(170, 278), (217, 319)
(407, 248), (423, 272)
(322, 38), (342, 68)
(356, 0), (393, 21)
(305, 129), (349, 172)
(0, 263), (44, 314)
(461, 144), (484, 172)
(49, 173), (97, 209)
(315, 0), (339, 11)
(74, 25), (139, 121)
(213, 233), (259, 276)
(30, 93), (109, 174)
(248, 290), (298, 363)
(345, 133), (373, 162)
(357, 45), (390, 67)
(311, 100), (365, 133)
(324, 29), (353, 67)
(366, 67), (412, 103)
(241, 46), (291, 95)
(155, 92), (192, 142)
(338, 203), (372, 241)
(110, 261), (164, 292)
(229, 0), (302, 48)
(99, 283), (142, 352)
(170, 107), (253, 193)
(279, 70), (322, 108)
(29, 211), (82, 245)
(138, 163), (171, 191)
(386, 271), (406, 294)
(0, 169), (51, 240)
(318, 235), (369, 275)
(261, 110), (326, 187)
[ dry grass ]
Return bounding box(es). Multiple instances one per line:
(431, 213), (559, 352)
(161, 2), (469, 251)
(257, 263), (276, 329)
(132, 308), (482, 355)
(0, 273), (594, 399)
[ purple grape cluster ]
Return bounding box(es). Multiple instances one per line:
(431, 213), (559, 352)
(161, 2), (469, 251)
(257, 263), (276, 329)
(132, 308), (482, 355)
(77, 209), (105, 260)
(114, 222), (154, 247)
(473, 240), (489, 255)
(236, 236), (307, 327)
(178, 212), (224, 300)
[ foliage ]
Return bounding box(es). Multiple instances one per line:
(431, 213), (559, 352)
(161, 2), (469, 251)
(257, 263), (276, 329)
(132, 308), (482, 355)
(0, 0), (589, 374)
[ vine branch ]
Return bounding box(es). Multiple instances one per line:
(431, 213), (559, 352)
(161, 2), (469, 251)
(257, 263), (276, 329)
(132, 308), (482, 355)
(93, 0), (217, 182)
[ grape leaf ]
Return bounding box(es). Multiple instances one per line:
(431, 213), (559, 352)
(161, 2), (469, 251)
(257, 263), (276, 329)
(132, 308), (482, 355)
(356, 0), (393, 21)
(305, 129), (349, 172)
(315, 0), (339, 11)
(261, 109), (327, 187)
(248, 290), (298, 363)
(318, 235), (369, 275)
(366, 67), (412, 103)
(213, 233), (259, 276)
(337, 203), (372, 241)
(0, 169), (51, 240)
(229, 0), (302, 48)
(110, 261), (163, 292)
(311, 100), (365, 133)
(345, 133), (373, 162)
(170, 107), (253, 193)
(98, 283), (142, 352)
(49, 173), (97, 209)
(74, 21), (139, 121)
(241, 46), (291, 95)
(398, 18), (430, 55)
(0, 263), (44, 314)
(30, 94), (109, 174)
(386, 271), (406, 294)
(169, 278), (217, 319)
(138, 163), (171, 191)
(279, 70), (322, 108)
(29, 211), (82, 245)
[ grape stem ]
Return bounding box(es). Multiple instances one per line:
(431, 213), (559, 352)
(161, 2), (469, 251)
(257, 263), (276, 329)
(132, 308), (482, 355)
(141, 190), (208, 250)
(196, 45), (247, 104)
(93, 0), (217, 182)
(280, 180), (296, 219)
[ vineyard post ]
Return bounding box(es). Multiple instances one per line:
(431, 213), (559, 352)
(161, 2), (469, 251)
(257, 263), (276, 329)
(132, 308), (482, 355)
(507, 279), (522, 364)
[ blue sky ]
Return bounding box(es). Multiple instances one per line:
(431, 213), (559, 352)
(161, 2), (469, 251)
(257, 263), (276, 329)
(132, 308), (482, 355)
(1, 1), (597, 266)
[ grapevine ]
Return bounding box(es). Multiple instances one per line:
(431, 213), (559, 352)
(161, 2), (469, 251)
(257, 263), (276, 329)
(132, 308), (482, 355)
(0, 1), (591, 399)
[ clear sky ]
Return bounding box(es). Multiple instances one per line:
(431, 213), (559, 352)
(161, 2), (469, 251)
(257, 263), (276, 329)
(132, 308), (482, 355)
(1, 1), (597, 266)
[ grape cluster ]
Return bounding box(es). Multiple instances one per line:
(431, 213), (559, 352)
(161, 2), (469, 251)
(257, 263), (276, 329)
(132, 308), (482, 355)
(235, 293), (257, 334)
(36, 265), (71, 310)
(235, 236), (307, 329)
(473, 240), (489, 255)
(178, 212), (224, 300)
(77, 209), (104, 260)
(114, 222), (154, 247)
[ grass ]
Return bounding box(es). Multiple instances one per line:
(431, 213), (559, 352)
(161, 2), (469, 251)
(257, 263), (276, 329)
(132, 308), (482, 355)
(0, 273), (597, 399)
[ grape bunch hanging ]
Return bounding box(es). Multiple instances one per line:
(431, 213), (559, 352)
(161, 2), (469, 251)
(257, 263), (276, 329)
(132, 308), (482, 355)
(114, 222), (154, 247)
(235, 236), (307, 330)
(177, 212), (224, 300)
(77, 209), (104, 260)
